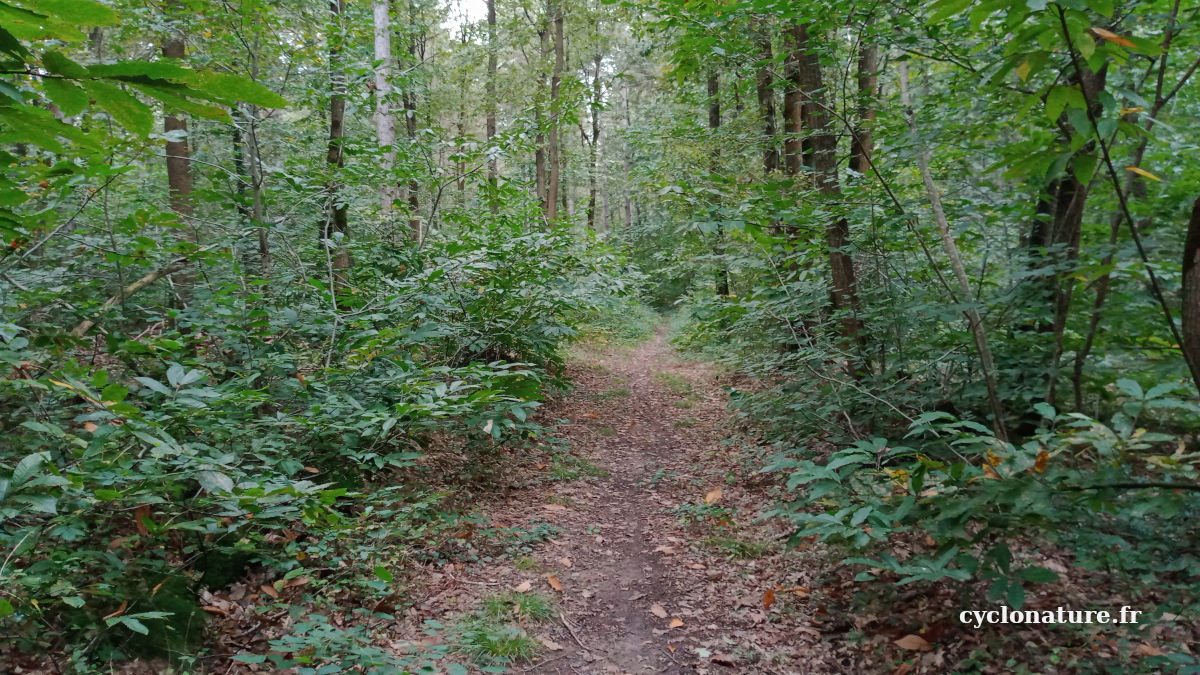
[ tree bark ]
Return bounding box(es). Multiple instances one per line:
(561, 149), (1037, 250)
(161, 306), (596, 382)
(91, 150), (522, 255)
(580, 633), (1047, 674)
(374, 0), (398, 213)
(756, 34), (779, 176)
(546, 0), (564, 225)
(782, 28), (803, 177)
(622, 79), (633, 230)
(849, 40), (877, 175)
(708, 72), (729, 297)
(403, 0), (421, 243)
(586, 53), (602, 230)
(324, 0), (350, 287)
(795, 24), (863, 357)
(486, 0), (498, 189)
(1182, 198), (1200, 383)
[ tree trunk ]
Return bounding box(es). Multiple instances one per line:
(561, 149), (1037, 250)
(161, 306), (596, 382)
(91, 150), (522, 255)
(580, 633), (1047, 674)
(324, 0), (350, 289)
(546, 0), (564, 225)
(795, 24), (863, 358)
(586, 53), (602, 231)
(782, 29), (803, 177)
(373, 0), (398, 213)
(403, 0), (420, 243)
(756, 35), (779, 176)
(622, 79), (633, 230)
(535, 18), (549, 213)
(708, 72), (729, 297)
(486, 0), (498, 189)
(161, 0), (194, 303)
(849, 40), (877, 175)
(1182, 198), (1200, 384)
(899, 61), (1008, 441)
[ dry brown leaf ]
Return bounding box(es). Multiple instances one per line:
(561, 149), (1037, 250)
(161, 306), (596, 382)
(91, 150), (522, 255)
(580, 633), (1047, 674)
(558, 557), (572, 568)
(303, 466), (320, 473)
(650, 603), (668, 619)
(513, 580), (532, 593)
(704, 487), (722, 504)
(711, 653), (737, 665)
(200, 605), (229, 616)
(260, 584), (279, 599)
(654, 545), (677, 555)
(669, 617), (684, 628)
(539, 636), (564, 651)
(894, 634), (933, 652)
(1137, 643), (1165, 657)
(134, 504), (152, 536)
(1090, 26), (1136, 48)
(892, 663), (914, 675)
(84, 421), (99, 433)
(582, 413), (599, 418)
(102, 600), (128, 621)
(546, 574), (563, 592)
(1034, 449), (1049, 473)
(763, 588), (776, 611)
(668, 643), (676, 652)
(543, 504), (567, 512)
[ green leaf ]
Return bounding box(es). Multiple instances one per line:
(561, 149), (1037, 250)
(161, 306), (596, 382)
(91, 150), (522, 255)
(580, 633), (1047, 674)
(41, 50), (89, 78)
(42, 78), (89, 116)
(12, 451), (46, 485)
(233, 655), (267, 664)
(1006, 581), (1026, 609)
(101, 383), (128, 403)
(24, 0), (119, 25)
(374, 566), (393, 583)
(927, 0), (973, 24)
(0, 598), (13, 616)
(17, 494), (58, 514)
(81, 80), (153, 136)
(118, 617), (149, 635)
(94, 488), (122, 501)
(184, 71), (288, 109)
(1071, 154), (1099, 183)
(0, 25), (29, 58)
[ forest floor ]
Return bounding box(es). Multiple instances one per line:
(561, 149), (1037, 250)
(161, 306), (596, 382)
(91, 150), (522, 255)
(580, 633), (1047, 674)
(385, 329), (849, 673)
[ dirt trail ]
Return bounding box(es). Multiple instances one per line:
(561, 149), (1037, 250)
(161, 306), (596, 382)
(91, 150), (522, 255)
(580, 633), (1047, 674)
(406, 330), (831, 673)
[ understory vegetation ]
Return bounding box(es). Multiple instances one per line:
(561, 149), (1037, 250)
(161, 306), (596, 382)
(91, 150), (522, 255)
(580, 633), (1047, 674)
(2, 0), (1199, 671)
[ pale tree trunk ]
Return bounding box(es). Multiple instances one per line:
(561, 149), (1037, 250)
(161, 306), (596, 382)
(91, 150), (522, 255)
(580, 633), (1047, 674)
(755, 34), (779, 175)
(586, 53), (602, 231)
(486, 0), (497, 188)
(899, 62), (1008, 440)
(622, 79), (633, 229)
(242, 104), (268, 274)
(546, 0), (564, 225)
(795, 24), (863, 365)
(324, 0), (350, 290)
(849, 40), (877, 175)
(535, 19), (548, 212)
(373, 0), (398, 213)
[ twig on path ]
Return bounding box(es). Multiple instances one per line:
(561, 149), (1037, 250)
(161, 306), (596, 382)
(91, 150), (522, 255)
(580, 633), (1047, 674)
(559, 612), (594, 652)
(446, 574), (501, 586)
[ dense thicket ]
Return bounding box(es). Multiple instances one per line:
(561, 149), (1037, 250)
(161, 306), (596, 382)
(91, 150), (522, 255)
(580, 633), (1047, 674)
(1, 0), (1198, 671)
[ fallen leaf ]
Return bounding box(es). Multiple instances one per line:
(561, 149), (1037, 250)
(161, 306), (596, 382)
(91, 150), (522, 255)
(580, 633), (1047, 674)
(893, 663), (914, 675)
(582, 413), (599, 418)
(134, 504), (152, 536)
(260, 584), (279, 599)
(668, 643), (676, 652)
(581, 590), (594, 599)
(539, 637), (564, 651)
(543, 504), (567, 512)
(546, 574), (563, 592)
(200, 605), (229, 616)
(669, 617), (684, 628)
(84, 422), (99, 433)
(558, 557), (572, 568)
(687, 562), (706, 570)
(650, 603), (668, 619)
(894, 634), (933, 652)
(711, 653), (737, 665)
(654, 545), (677, 555)
(151, 578), (168, 597)
(704, 487), (722, 504)
(763, 588), (776, 611)
(303, 466), (320, 473)
(1137, 643), (1165, 657)
(514, 580), (532, 593)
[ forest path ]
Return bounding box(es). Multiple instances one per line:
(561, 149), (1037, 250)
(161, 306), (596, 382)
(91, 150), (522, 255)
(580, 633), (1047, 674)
(402, 329), (829, 673)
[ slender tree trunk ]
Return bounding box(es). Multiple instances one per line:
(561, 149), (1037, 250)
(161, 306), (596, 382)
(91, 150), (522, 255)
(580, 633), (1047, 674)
(622, 79), (633, 230)
(586, 53), (602, 230)
(708, 72), (729, 297)
(546, 0), (564, 225)
(486, 0), (498, 191)
(374, 0), (398, 213)
(756, 34), (779, 176)
(899, 61), (1007, 440)
(324, 0), (350, 288)
(242, 104), (268, 274)
(1182, 198), (1200, 382)
(795, 24), (863, 361)
(403, 0), (420, 243)
(161, 0), (194, 303)
(535, 20), (549, 213)
(849, 40), (877, 175)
